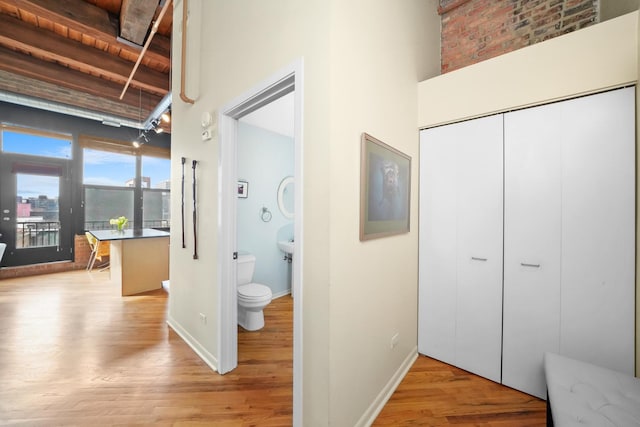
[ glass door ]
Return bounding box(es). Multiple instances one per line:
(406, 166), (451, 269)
(0, 157), (72, 267)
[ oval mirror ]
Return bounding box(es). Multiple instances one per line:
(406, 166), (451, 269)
(277, 176), (294, 219)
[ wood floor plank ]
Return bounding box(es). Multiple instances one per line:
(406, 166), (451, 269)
(0, 270), (546, 426)
(373, 356), (546, 426)
(0, 270), (292, 426)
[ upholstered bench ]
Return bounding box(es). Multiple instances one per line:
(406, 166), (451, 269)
(544, 352), (640, 426)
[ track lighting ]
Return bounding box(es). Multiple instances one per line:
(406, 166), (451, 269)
(132, 132), (150, 148)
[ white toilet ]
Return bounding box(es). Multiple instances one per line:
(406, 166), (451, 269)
(237, 253), (273, 331)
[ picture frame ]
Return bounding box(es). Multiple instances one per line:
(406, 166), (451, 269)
(237, 181), (249, 198)
(360, 133), (411, 241)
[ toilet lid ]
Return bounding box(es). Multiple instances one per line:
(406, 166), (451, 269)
(238, 283), (272, 299)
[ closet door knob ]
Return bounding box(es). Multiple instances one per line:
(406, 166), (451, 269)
(520, 262), (541, 268)
(471, 257), (488, 261)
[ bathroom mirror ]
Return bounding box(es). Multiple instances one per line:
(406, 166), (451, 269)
(277, 176), (294, 219)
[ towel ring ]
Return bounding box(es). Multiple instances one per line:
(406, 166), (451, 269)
(260, 207), (272, 222)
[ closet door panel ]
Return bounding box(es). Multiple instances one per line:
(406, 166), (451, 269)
(503, 104), (562, 399)
(455, 115), (504, 383)
(418, 128), (457, 362)
(559, 87), (635, 375)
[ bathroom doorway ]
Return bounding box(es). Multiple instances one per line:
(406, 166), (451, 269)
(218, 60), (303, 425)
(237, 92), (295, 301)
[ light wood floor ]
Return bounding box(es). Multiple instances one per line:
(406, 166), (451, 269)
(373, 358), (546, 426)
(0, 270), (545, 426)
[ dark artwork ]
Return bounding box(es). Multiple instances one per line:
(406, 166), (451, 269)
(367, 152), (408, 221)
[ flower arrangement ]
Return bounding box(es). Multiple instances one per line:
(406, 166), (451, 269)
(110, 216), (128, 231)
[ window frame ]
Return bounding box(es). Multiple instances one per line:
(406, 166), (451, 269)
(80, 135), (170, 232)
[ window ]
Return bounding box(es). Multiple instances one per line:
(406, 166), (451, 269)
(16, 174), (60, 248)
(81, 138), (170, 231)
(82, 148), (136, 230)
(83, 149), (135, 187)
(1, 127), (71, 159)
(1, 127), (70, 256)
(142, 156), (171, 229)
(84, 187), (134, 230)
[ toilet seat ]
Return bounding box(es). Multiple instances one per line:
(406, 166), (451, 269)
(238, 283), (272, 301)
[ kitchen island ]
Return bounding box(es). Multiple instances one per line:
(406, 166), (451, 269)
(89, 228), (169, 296)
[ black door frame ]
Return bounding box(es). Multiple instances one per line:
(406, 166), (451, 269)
(0, 153), (72, 267)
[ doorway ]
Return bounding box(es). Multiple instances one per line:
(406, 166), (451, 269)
(0, 155), (72, 267)
(218, 60), (303, 425)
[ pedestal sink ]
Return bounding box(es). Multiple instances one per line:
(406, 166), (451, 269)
(278, 240), (294, 255)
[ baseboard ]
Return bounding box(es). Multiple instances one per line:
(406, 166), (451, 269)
(166, 315), (219, 373)
(272, 289), (292, 299)
(355, 347), (419, 427)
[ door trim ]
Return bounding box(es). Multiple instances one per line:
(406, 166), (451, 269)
(218, 58), (304, 426)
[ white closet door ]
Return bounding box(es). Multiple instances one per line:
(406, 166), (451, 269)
(503, 104), (563, 399)
(418, 127), (457, 363)
(419, 115), (503, 382)
(559, 87), (635, 375)
(455, 115), (503, 382)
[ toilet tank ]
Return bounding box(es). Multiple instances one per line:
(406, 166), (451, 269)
(237, 253), (256, 285)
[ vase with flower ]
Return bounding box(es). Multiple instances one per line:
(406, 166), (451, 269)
(110, 216), (128, 232)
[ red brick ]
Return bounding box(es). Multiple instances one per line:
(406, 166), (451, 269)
(440, 0), (597, 73)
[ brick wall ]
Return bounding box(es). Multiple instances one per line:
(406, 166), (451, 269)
(75, 234), (93, 267)
(440, 0), (598, 73)
(0, 235), (95, 280)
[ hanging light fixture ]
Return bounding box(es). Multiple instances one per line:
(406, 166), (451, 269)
(152, 119), (163, 133)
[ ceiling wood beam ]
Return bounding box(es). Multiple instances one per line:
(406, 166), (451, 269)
(0, 14), (168, 94)
(0, 46), (161, 118)
(0, 70), (161, 123)
(3, 0), (170, 68)
(120, 0), (160, 46)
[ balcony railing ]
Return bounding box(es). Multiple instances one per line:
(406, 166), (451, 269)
(16, 221), (59, 248)
(84, 219), (170, 231)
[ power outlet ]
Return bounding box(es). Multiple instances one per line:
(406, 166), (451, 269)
(390, 332), (399, 349)
(199, 313), (207, 324)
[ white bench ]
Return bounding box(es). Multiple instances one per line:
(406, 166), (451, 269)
(544, 352), (640, 426)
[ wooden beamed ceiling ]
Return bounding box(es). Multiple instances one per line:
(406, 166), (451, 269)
(0, 0), (172, 131)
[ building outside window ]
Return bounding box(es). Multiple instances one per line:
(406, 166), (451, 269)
(81, 139), (170, 231)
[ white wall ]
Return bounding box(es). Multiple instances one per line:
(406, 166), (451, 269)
(327, 1), (440, 425)
(169, 1), (333, 423)
(418, 11), (639, 374)
(169, 0), (441, 425)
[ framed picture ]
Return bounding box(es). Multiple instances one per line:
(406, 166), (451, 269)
(360, 133), (411, 241)
(237, 181), (249, 198)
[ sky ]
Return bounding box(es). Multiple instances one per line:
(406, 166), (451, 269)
(3, 130), (170, 199)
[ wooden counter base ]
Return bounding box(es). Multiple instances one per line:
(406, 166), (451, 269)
(110, 236), (169, 296)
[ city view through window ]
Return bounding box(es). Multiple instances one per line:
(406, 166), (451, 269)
(16, 174), (60, 248)
(4, 129), (70, 249)
(83, 149), (171, 230)
(3, 130), (170, 249)
(16, 153), (171, 248)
